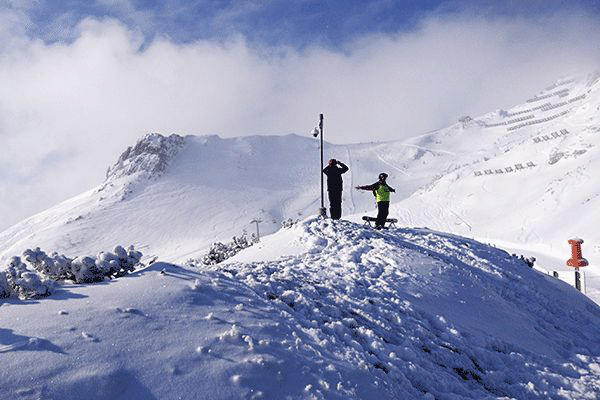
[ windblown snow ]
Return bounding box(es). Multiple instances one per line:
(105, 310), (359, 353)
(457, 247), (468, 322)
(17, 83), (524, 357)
(1, 218), (599, 399)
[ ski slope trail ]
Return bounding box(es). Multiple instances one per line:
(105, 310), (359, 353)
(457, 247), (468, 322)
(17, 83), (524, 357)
(391, 74), (600, 300)
(1, 218), (599, 399)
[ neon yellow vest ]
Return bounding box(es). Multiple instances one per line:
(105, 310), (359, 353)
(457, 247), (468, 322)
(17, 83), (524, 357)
(375, 184), (391, 202)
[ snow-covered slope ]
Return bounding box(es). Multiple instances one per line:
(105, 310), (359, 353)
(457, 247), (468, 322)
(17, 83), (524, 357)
(1, 219), (599, 399)
(1, 73), (599, 303)
(393, 74), (600, 300)
(0, 132), (458, 265)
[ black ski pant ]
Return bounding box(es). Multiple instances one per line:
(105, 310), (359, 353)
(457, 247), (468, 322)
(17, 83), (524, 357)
(328, 190), (342, 220)
(376, 201), (389, 227)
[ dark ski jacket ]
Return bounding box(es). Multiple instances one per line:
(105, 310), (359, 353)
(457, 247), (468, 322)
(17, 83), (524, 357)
(357, 181), (396, 202)
(322, 162), (349, 192)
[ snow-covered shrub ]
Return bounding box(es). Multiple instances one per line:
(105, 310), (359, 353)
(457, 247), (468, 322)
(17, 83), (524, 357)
(232, 235), (251, 250)
(512, 254), (536, 268)
(201, 242), (235, 265)
(22, 247), (47, 270)
(122, 245), (143, 272)
(20, 245), (143, 284)
(5, 256), (51, 299)
(96, 245), (143, 278)
(23, 248), (74, 281)
(281, 218), (299, 229)
(194, 234), (254, 266)
(49, 252), (76, 279)
(95, 251), (121, 277)
(2, 245), (143, 301)
(71, 256), (104, 283)
(0, 271), (9, 298)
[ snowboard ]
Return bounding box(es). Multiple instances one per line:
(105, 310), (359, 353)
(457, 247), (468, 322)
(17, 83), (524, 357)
(362, 216), (398, 228)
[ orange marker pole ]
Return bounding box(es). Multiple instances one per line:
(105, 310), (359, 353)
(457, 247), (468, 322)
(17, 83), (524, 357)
(566, 238), (588, 291)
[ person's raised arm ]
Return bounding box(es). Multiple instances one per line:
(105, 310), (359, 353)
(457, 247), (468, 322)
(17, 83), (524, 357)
(355, 182), (377, 191)
(337, 161), (349, 174)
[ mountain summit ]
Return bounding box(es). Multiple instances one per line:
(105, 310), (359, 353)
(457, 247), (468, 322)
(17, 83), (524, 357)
(106, 133), (185, 182)
(0, 74), (599, 301)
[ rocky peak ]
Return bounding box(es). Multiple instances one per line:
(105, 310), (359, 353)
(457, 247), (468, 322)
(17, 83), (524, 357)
(106, 133), (185, 181)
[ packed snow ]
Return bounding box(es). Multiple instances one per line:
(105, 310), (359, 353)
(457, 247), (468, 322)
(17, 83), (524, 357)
(1, 218), (599, 399)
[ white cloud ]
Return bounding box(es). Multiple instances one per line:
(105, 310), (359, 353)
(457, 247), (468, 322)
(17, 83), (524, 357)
(1, 10), (600, 229)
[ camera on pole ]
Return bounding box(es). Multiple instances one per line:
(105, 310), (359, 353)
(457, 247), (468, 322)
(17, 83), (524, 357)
(310, 114), (327, 218)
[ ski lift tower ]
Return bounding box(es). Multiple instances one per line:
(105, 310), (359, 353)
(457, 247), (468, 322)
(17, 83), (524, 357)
(311, 113), (327, 218)
(250, 218), (262, 242)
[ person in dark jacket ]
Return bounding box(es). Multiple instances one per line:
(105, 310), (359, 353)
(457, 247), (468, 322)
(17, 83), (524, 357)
(322, 158), (349, 220)
(355, 172), (395, 229)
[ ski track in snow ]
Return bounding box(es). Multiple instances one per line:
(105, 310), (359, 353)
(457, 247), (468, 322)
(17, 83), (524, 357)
(435, 200), (473, 232)
(397, 142), (456, 156)
(376, 153), (410, 177)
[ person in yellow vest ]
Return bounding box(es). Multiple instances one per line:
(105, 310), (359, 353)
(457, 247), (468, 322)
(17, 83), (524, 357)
(355, 173), (395, 229)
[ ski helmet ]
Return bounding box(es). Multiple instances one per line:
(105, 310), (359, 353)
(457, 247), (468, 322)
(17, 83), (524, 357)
(378, 172), (388, 179)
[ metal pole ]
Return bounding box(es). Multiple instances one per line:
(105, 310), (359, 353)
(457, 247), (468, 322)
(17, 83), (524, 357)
(575, 268), (581, 291)
(318, 113), (327, 217)
(250, 219), (261, 242)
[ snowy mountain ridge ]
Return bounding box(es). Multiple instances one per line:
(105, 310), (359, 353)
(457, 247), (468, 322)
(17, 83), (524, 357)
(105, 133), (185, 182)
(0, 73), (598, 298)
(391, 73), (600, 300)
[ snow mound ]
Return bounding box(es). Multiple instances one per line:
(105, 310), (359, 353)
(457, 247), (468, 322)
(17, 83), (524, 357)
(212, 218), (600, 399)
(3, 218), (597, 399)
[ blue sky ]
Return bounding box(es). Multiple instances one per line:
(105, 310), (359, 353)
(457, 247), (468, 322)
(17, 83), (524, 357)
(18, 0), (600, 47)
(1, 0), (600, 228)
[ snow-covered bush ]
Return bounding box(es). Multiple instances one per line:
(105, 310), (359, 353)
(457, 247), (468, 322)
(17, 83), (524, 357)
(72, 245), (142, 283)
(5, 256), (52, 299)
(96, 251), (121, 277)
(190, 234), (254, 266)
(281, 218), (299, 229)
(20, 245), (143, 284)
(71, 256), (104, 283)
(122, 245), (143, 272)
(23, 247), (74, 281)
(201, 241), (239, 265)
(0, 271), (9, 298)
(95, 245), (143, 278)
(512, 254), (536, 268)
(1, 245), (143, 301)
